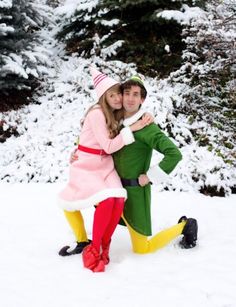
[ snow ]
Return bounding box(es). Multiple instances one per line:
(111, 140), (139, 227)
(0, 183), (236, 307)
(1, 1), (236, 305)
(164, 44), (170, 53)
(157, 4), (207, 25)
(55, 0), (98, 18)
(1, 0), (235, 196)
(1, 48), (235, 193)
(99, 18), (120, 27)
(0, 23), (14, 35)
(101, 40), (125, 57)
(0, 0), (12, 9)
(0, 2), (53, 91)
(1, 55), (29, 79)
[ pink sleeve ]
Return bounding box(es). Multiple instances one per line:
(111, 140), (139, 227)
(87, 108), (134, 154)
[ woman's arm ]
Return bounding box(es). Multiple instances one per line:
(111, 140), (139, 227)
(88, 108), (148, 154)
(129, 113), (154, 131)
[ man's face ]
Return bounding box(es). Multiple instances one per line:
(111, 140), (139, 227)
(122, 85), (144, 115)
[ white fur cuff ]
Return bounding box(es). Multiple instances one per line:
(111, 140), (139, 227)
(120, 127), (135, 145)
(58, 188), (127, 211)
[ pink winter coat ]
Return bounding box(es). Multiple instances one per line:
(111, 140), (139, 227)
(58, 106), (134, 211)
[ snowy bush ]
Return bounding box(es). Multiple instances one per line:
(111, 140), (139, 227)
(163, 0), (236, 195)
(0, 0), (235, 197)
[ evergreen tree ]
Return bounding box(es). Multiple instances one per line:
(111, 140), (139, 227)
(0, 0), (51, 111)
(168, 0), (236, 187)
(182, 0), (235, 108)
(57, 0), (205, 77)
(180, 0), (235, 140)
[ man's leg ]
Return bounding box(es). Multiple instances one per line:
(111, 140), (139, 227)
(122, 215), (186, 254)
(64, 210), (88, 242)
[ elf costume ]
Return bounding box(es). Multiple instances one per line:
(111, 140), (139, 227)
(58, 67), (135, 272)
(113, 108), (188, 253)
(58, 67), (135, 211)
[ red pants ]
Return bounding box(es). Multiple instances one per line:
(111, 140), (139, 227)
(92, 197), (124, 252)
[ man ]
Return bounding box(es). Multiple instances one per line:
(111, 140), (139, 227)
(59, 76), (198, 257)
(112, 76), (198, 254)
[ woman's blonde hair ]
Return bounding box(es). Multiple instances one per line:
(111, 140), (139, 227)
(82, 84), (124, 138)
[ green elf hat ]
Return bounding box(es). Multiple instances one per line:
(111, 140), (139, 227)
(130, 75), (145, 86)
(129, 75), (147, 98)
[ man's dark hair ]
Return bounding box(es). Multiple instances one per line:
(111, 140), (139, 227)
(121, 79), (147, 99)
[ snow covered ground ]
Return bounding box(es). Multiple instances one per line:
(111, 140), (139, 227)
(1, 183), (236, 307)
(1, 1), (235, 305)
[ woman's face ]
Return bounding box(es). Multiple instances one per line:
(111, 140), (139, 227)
(105, 85), (123, 110)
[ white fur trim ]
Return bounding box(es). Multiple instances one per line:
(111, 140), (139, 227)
(122, 109), (146, 126)
(58, 188), (127, 211)
(120, 127), (135, 145)
(147, 165), (169, 184)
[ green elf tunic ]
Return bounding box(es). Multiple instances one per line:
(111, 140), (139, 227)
(113, 109), (182, 236)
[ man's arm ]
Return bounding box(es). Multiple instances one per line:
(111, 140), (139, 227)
(138, 124), (182, 185)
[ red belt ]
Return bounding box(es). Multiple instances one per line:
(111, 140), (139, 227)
(78, 144), (108, 156)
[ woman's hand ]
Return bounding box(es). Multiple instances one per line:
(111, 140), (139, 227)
(130, 112), (154, 132)
(142, 112), (154, 125)
(69, 148), (79, 164)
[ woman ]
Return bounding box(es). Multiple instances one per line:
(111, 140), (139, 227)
(58, 67), (150, 272)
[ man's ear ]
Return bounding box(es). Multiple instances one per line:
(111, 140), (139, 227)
(138, 98), (145, 109)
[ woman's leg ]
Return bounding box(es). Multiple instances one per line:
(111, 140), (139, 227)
(123, 215), (186, 254)
(92, 198), (115, 252)
(64, 210), (88, 242)
(102, 197), (125, 245)
(83, 198), (115, 272)
(100, 198), (124, 264)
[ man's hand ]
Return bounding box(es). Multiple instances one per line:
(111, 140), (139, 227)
(69, 148), (79, 164)
(138, 174), (150, 187)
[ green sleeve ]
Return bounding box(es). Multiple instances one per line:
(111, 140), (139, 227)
(136, 124), (182, 174)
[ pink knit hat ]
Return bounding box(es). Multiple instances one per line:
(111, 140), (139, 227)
(90, 66), (119, 99)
